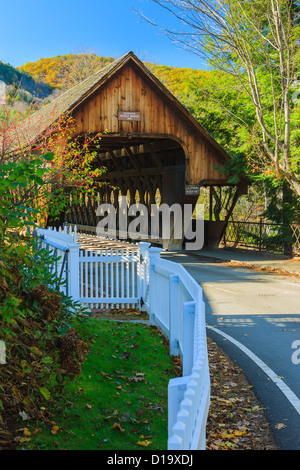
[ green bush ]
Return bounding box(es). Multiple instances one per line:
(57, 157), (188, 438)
(0, 153), (88, 429)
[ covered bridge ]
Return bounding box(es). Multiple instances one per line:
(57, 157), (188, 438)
(19, 51), (248, 250)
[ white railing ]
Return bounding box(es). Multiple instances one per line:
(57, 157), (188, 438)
(78, 248), (140, 308)
(143, 247), (210, 450)
(36, 226), (140, 309)
(34, 227), (210, 450)
(35, 225), (79, 297)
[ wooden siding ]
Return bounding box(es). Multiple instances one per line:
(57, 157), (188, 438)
(72, 62), (227, 185)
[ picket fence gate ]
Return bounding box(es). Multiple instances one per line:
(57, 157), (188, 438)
(36, 226), (140, 308)
(34, 226), (210, 450)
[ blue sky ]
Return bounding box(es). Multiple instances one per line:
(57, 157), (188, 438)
(0, 0), (207, 70)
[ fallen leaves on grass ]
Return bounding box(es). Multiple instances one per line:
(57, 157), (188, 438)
(1, 319), (281, 451)
(137, 439), (152, 447)
(91, 307), (149, 322)
(112, 422), (125, 433)
(51, 425), (60, 435)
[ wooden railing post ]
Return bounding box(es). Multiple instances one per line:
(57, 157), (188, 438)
(259, 217), (263, 251)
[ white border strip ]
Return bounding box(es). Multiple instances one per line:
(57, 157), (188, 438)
(207, 325), (300, 415)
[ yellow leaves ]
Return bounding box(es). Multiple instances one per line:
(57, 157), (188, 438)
(15, 427), (34, 445)
(137, 439), (152, 447)
(233, 429), (247, 437)
(51, 425), (60, 435)
(29, 346), (43, 357)
(275, 423), (286, 430)
(208, 426), (248, 450)
(206, 337), (277, 450)
(220, 429), (247, 440)
(23, 428), (31, 437)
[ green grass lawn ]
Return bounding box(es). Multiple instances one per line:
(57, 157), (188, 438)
(23, 317), (179, 450)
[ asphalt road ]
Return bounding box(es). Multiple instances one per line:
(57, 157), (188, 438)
(162, 251), (300, 450)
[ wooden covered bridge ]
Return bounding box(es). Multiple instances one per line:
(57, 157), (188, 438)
(20, 51), (248, 250)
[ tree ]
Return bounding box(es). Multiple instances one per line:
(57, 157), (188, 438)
(61, 49), (101, 88)
(139, 0), (300, 196)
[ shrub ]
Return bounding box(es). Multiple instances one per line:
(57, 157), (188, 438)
(0, 150), (89, 437)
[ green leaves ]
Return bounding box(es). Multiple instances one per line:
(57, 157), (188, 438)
(38, 387), (51, 401)
(30, 346), (43, 357)
(42, 152), (54, 162)
(0, 157), (50, 235)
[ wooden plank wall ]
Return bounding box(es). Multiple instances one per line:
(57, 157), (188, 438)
(72, 63), (227, 185)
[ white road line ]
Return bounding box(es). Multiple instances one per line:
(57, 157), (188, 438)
(206, 325), (300, 415)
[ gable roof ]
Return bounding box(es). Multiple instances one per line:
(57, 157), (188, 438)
(13, 53), (128, 150)
(11, 51), (230, 162)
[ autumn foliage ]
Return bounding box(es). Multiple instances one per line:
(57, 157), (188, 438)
(0, 107), (100, 448)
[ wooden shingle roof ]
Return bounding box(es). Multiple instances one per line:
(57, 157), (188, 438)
(13, 53), (129, 149)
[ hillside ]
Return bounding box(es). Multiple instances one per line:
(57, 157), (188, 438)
(0, 53), (210, 114)
(146, 62), (211, 99)
(17, 53), (211, 103)
(0, 61), (54, 110)
(18, 53), (116, 90)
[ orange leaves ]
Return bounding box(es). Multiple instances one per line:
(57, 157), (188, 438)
(112, 422), (125, 433)
(22, 428), (32, 437)
(206, 338), (277, 450)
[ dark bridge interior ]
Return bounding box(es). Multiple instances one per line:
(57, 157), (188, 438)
(64, 135), (187, 247)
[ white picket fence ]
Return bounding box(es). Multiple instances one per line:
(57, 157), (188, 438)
(35, 225), (78, 298)
(78, 249), (140, 308)
(34, 226), (210, 450)
(36, 226), (140, 308)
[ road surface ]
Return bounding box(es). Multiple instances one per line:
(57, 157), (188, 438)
(162, 251), (300, 450)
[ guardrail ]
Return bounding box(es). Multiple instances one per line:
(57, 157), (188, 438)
(223, 219), (300, 255)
